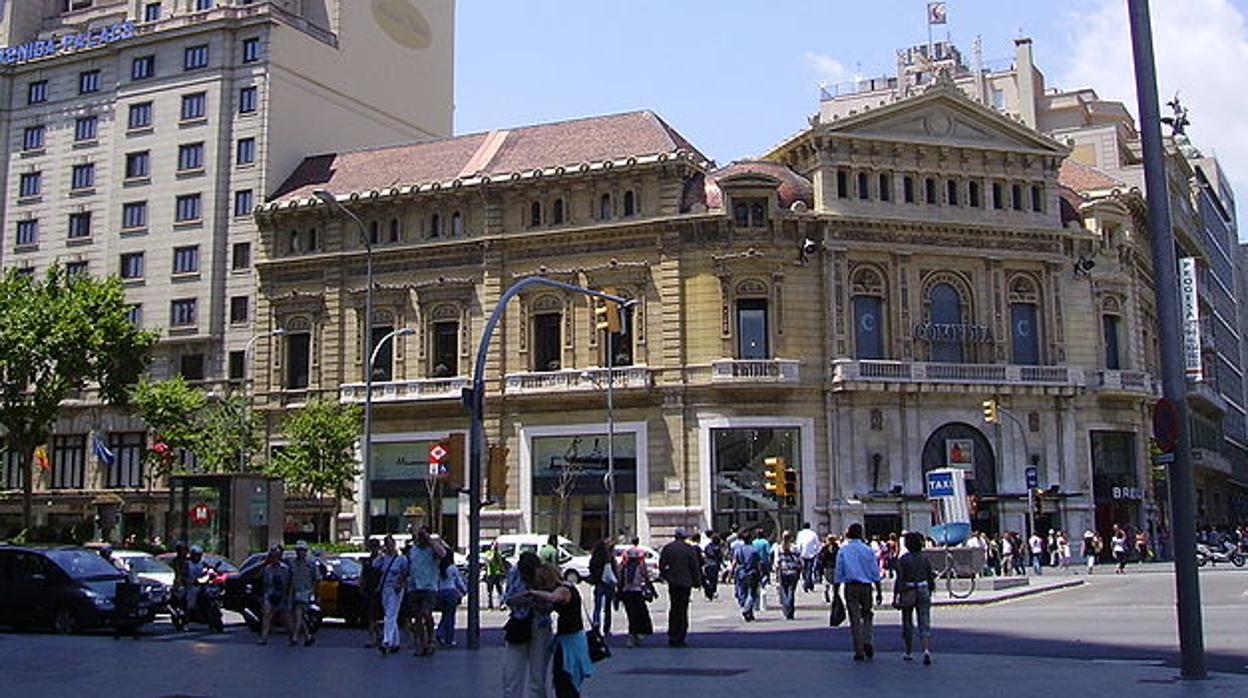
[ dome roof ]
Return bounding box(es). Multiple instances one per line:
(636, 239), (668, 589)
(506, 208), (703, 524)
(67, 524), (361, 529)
(703, 160), (813, 211)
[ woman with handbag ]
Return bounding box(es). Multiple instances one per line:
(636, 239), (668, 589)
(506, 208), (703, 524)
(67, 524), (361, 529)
(523, 564), (596, 698)
(616, 544), (653, 647)
(503, 552), (551, 698)
(894, 532), (936, 665)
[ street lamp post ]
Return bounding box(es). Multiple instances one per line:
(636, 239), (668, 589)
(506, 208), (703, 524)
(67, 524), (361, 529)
(239, 329), (286, 472)
(313, 188), (375, 539)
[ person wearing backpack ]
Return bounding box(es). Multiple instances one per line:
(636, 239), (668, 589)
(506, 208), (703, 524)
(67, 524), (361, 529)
(617, 541), (654, 647)
(731, 535), (762, 622)
(774, 531), (803, 620)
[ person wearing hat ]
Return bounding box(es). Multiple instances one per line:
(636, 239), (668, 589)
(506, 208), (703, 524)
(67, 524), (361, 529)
(288, 540), (321, 646)
(658, 528), (703, 647)
(185, 545), (207, 614)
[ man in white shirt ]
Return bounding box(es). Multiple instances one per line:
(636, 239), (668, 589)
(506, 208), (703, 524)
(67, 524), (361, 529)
(795, 522), (821, 592)
(1028, 532), (1044, 575)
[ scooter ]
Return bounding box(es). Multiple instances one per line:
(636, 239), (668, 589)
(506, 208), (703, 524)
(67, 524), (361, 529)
(1195, 542), (1246, 568)
(171, 567), (227, 632)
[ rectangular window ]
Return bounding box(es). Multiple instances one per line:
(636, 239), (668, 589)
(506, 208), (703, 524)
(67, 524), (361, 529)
(234, 189), (254, 216)
(736, 298), (770, 360)
(242, 37), (260, 63)
(131, 55), (155, 80)
(181, 92), (206, 120)
(126, 304), (142, 326)
(180, 354), (205, 381)
(903, 176), (915, 204)
(28, 80), (48, 104)
(16, 220), (38, 246)
(184, 44), (209, 70)
(120, 252), (144, 279)
(924, 178), (937, 205)
(106, 432), (145, 489)
(175, 194), (201, 222)
(144, 2), (162, 22)
(229, 296), (249, 324)
(195, 0), (213, 10)
(431, 321), (459, 377)
(178, 142), (204, 171)
(172, 245), (199, 274)
(23, 125), (45, 150)
(857, 172), (870, 200)
(369, 325), (395, 381)
(128, 101), (153, 129)
(232, 242), (251, 270)
(285, 333), (311, 389)
(946, 179), (959, 206)
(836, 170), (848, 199)
(1031, 185), (1043, 212)
(239, 86), (258, 114)
(236, 137), (255, 165)
(74, 115), (98, 141)
(3, 450), (23, 490)
(67, 212), (92, 239)
(78, 70), (100, 94)
(71, 163), (95, 190)
(969, 181), (981, 208)
(1010, 303), (1040, 365)
(532, 313), (562, 372)
(170, 298), (197, 326)
(992, 182), (1004, 210)
(878, 173), (891, 203)
(228, 350), (245, 381)
(1012, 184), (1023, 211)
(853, 295), (884, 359)
(1103, 314), (1121, 370)
(50, 435), (86, 490)
(122, 201), (147, 229)
(65, 261), (88, 277)
(125, 151), (149, 179)
(19, 172), (41, 197)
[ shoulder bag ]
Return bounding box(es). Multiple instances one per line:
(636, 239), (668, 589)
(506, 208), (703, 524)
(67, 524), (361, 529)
(504, 614), (533, 644)
(829, 593), (847, 627)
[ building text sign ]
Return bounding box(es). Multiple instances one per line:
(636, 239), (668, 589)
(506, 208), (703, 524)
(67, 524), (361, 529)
(1179, 257), (1203, 381)
(1, 21), (136, 66)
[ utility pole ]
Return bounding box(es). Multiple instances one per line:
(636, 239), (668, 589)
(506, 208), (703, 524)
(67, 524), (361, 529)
(1127, 0), (1206, 679)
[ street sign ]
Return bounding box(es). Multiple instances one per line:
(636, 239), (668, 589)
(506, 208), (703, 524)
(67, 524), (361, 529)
(1152, 398), (1179, 453)
(1154, 452), (1175, 465)
(429, 443), (448, 476)
(926, 470), (955, 498)
(1025, 465), (1038, 489)
(189, 503), (211, 525)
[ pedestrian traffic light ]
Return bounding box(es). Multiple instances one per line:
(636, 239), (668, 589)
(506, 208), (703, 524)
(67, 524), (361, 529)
(982, 398), (999, 424)
(783, 466), (798, 507)
(763, 456), (788, 497)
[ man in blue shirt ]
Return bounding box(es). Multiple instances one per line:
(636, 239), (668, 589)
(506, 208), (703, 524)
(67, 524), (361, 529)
(407, 527), (447, 656)
(731, 537), (763, 622)
(834, 523), (883, 661)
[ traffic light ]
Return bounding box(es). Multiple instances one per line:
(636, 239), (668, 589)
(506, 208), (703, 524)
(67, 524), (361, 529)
(763, 456), (788, 497)
(443, 433), (465, 489)
(982, 398), (999, 424)
(783, 466), (798, 507)
(487, 444), (510, 503)
(594, 288), (622, 333)
(594, 296), (610, 331)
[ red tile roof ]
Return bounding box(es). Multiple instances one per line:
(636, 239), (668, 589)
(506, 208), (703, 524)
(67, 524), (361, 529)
(702, 160), (813, 210)
(270, 110), (707, 202)
(1058, 158), (1125, 193)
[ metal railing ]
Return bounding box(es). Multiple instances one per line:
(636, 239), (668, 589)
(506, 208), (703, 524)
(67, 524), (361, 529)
(832, 359), (1084, 387)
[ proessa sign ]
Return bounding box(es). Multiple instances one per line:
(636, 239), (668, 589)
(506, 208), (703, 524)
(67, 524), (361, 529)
(1, 21), (137, 66)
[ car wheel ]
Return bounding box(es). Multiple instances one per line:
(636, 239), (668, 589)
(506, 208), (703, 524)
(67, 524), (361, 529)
(563, 569), (581, 584)
(53, 608), (78, 635)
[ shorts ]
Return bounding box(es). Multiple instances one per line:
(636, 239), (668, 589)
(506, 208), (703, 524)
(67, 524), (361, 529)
(405, 589), (436, 615)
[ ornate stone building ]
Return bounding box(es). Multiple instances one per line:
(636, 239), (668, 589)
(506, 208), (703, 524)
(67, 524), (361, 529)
(255, 84), (1161, 548)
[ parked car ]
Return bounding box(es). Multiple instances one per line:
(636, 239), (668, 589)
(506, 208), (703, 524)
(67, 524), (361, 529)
(223, 551), (364, 630)
(0, 546), (163, 634)
(112, 550), (176, 588)
(485, 535), (593, 583)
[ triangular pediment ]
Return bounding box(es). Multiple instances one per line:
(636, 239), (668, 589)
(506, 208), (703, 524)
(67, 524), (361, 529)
(820, 87), (1067, 156)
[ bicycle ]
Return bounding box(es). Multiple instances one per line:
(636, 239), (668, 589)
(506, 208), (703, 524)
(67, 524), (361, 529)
(934, 546), (976, 599)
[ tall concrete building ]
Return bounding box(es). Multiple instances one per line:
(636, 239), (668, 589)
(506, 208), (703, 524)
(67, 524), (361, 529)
(0, 0), (453, 539)
(820, 36), (1248, 532)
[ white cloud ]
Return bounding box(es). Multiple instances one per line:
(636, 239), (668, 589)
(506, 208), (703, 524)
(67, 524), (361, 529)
(1058, 0), (1248, 230)
(804, 51), (853, 87)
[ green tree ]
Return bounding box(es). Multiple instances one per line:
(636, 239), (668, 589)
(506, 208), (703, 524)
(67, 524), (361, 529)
(268, 399), (361, 516)
(0, 267), (157, 530)
(198, 393), (263, 473)
(130, 379), (263, 474)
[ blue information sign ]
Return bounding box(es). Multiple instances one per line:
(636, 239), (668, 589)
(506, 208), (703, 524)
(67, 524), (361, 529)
(1025, 466), (1039, 489)
(927, 470), (955, 498)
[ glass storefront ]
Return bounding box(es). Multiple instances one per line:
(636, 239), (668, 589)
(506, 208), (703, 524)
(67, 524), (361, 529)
(531, 432), (637, 549)
(1091, 430), (1140, 536)
(710, 427), (801, 538)
(369, 438), (459, 546)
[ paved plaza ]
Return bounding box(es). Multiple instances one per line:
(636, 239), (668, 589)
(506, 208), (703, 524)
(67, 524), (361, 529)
(3, 565), (1246, 697)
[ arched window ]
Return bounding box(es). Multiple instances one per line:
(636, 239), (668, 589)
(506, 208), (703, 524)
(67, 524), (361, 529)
(451, 211), (463, 237)
(288, 229), (301, 253)
(529, 201), (542, 227)
(1102, 297), (1123, 370)
(622, 190), (636, 217)
(851, 267), (887, 359)
(1008, 276), (1041, 365)
(531, 295), (563, 372)
(429, 213), (441, 238)
(946, 179), (959, 206)
(429, 304), (460, 378)
(388, 218), (400, 243)
(599, 193), (612, 220)
(552, 199), (564, 225)
(599, 290), (634, 368)
(927, 281), (964, 363)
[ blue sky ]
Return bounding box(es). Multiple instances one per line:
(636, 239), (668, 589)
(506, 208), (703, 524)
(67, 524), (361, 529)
(455, 1), (1248, 236)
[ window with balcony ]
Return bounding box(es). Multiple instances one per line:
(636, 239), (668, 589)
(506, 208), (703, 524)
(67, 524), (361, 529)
(927, 282), (965, 363)
(67, 212), (92, 239)
(122, 201), (147, 229)
(431, 319), (459, 378)
(1103, 312), (1122, 370)
(19, 172), (41, 198)
(532, 303), (562, 372)
(600, 304), (634, 368)
(368, 324), (395, 382)
(1009, 276), (1041, 365)
(74, 115), (98, 142)
(50, 435), (85, 490)
(125, 151), (150, 179)
(132, 55), (155, 81)
(128, 102), (153, 129)
(120, 252), (144, 279)
(285, 332), (311, 389)
(736, 297), (770, 360)
(851, 267), (886, 360)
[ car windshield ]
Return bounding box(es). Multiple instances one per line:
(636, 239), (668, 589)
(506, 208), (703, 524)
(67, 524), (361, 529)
(47, 550), (124, 579)
(126, 556), (173, 575)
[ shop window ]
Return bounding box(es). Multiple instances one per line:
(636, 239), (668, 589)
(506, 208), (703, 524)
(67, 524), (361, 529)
(710, 427), (802, 536)
(532, 312), (562, 372)
(736, 297), (769, 360)
(285, 332), (311, 389)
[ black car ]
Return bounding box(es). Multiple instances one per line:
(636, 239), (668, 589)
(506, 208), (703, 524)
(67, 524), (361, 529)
(223, 552), (364, 630)
(0, 546), (163, 634)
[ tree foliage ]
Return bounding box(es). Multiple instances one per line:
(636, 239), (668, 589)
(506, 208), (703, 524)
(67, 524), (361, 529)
(0, 266), (157, 528)
(268, 399), (361, 501)
(129, 378), (262, 476)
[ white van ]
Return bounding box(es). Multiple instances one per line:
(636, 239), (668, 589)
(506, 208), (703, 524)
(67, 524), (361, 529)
(486, 534), (592, 583)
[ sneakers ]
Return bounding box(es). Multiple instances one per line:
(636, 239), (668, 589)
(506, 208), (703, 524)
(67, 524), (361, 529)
(903, 653), (913, 661)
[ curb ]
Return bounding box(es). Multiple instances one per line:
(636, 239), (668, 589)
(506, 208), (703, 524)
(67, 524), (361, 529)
(931, 578), (1085, 607)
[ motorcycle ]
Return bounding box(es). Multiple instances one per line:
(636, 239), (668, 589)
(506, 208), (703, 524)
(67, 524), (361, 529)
(171, 567), (227, 632)
(1195, 542), (1246, 568)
